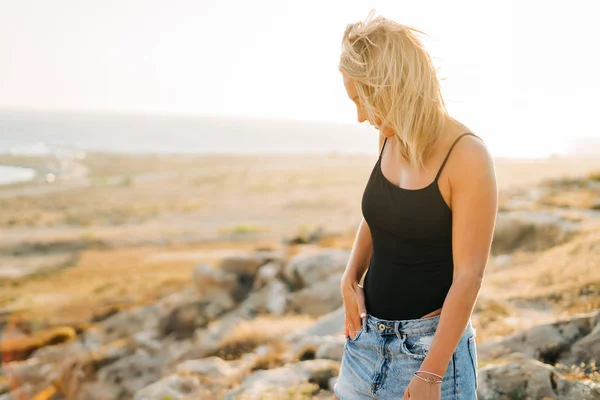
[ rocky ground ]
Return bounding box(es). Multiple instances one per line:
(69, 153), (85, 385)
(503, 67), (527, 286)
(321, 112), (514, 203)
(0, 152), (600, 399)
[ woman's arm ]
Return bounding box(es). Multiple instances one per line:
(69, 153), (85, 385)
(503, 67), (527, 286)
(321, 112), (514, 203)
(418, 135), (498, 377)
(341, 216), (373, 285)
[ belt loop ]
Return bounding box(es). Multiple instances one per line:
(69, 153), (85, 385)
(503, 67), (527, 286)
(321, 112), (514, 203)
(394, 321), (402, 340)
(362, 314), (368, 332)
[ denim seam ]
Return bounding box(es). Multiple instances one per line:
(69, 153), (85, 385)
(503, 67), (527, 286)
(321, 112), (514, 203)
(468, 335), (478, 390)
(370, 334), (385, 394)
(453, 351), (458, 399)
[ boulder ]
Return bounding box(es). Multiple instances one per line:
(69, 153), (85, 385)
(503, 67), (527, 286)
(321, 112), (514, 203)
(287, 274), (343, 317)
(478, 310), (600, 365)
(478, 354), (600, 399)
(133, 375), (203, 400)
(176, 356), (239, 380)
(265, 280), (289, 316)
(159, 301), (212, 340)
(282, 249), (349, 290)
(85, 305), (159, 346)
(223, 359), (339, 400)
(288, 334), (345, 362)
(96, 349), (163, 399)
(561, 318), (600, 366)
(285, 307), (345, 342)
(219, 250), (285, 276)
(253, 261), (284, 290)
(193, 263), (250, 306)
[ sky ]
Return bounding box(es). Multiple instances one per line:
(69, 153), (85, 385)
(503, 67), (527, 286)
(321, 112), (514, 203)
(1, 0), (599, 157)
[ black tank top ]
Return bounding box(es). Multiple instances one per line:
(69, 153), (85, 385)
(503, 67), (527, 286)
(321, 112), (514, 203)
(361, 132), (480, 320)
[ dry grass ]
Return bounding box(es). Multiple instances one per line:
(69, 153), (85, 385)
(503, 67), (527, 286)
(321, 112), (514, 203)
(492, 229), (600, 305)
(587, 170), (600, 182)
(539, 189), (600, 210)
(0, 245), (195, 325)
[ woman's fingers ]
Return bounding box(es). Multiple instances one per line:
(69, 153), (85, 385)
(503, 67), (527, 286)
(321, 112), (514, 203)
(352, 285), (367, 331)
(341, 281), (368, 340)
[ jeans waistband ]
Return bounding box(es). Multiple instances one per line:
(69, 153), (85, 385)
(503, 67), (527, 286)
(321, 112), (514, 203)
(364, 312), (446, 335)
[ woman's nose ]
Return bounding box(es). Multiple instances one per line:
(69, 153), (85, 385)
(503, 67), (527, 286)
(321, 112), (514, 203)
(357, 111), (367, 123)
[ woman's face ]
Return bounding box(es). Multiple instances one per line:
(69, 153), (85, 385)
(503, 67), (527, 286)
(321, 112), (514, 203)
(343, 74), (394, 137)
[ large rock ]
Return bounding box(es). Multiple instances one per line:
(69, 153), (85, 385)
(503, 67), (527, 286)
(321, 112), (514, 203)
(174, 356), (248, 395)
(562, 319), (600, 366)
(71, 381), (121, 400)
(29, 336), (91, 365)
(167, 312), (254, 366)
(158, 288), (237, 339)
(1, 357), (52, 390)
(285, 307), (345, 342)
(158, 301), (210, 340)
(133, 375), (203, 400)
(211, 251), (285, 304)
(219, 250), (285, 276)
(0, 383), (38, 400)
(193, 263), (238, 297)
(96, 349), (163, 399)
(223, 359), (339, 400)
(176, 356), (239, 379)
(287, 274), (343, 317)
(253, 261), (284, 290)
(478, 354), (600, 399)
(193, 263), (251, 305)
(288, 334), (345, 362)
(282, 249), (349, 290)
(265, 279), (289, 316)
(23, 337), (139, 399)
(492, 212), (575, 255)
(85, 305), (159, 346)
(235, 280), (288, 316)
(478, 310), (600, 365)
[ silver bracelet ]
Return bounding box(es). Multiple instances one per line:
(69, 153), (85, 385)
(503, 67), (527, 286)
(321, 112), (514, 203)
(413, 373), (443, 384)
(414, 370), (443, 384)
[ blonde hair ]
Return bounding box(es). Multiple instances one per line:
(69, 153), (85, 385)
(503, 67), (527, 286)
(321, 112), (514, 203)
(339, 10), (449, 168)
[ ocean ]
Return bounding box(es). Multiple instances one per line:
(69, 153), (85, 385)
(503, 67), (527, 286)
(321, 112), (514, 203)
(3, 108), (600, 157)
(0, 109), (376, 156)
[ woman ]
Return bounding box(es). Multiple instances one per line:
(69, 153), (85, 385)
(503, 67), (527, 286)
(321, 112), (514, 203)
(333, 11), (498, 400)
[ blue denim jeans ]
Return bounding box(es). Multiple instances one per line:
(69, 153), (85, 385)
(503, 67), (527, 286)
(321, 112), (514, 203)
(333, 312), (478, 399)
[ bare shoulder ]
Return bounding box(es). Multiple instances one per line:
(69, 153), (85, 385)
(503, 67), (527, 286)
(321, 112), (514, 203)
(446, 133), (496, 195)
(450, 134), (494, 174)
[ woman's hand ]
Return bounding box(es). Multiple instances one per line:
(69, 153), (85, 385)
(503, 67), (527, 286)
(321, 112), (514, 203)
(403, 375), (442, 400)
(340, 276), (367, 340)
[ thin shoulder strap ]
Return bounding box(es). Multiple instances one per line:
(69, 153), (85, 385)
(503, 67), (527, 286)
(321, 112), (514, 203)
(379, 137), (388, 158)
(434, 132), (480, 182)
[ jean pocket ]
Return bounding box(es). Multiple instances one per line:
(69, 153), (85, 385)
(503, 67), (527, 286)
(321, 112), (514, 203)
(467, 334), (479, 389)
(401, 332), (434, 359)
(347, 325), (365, 343)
